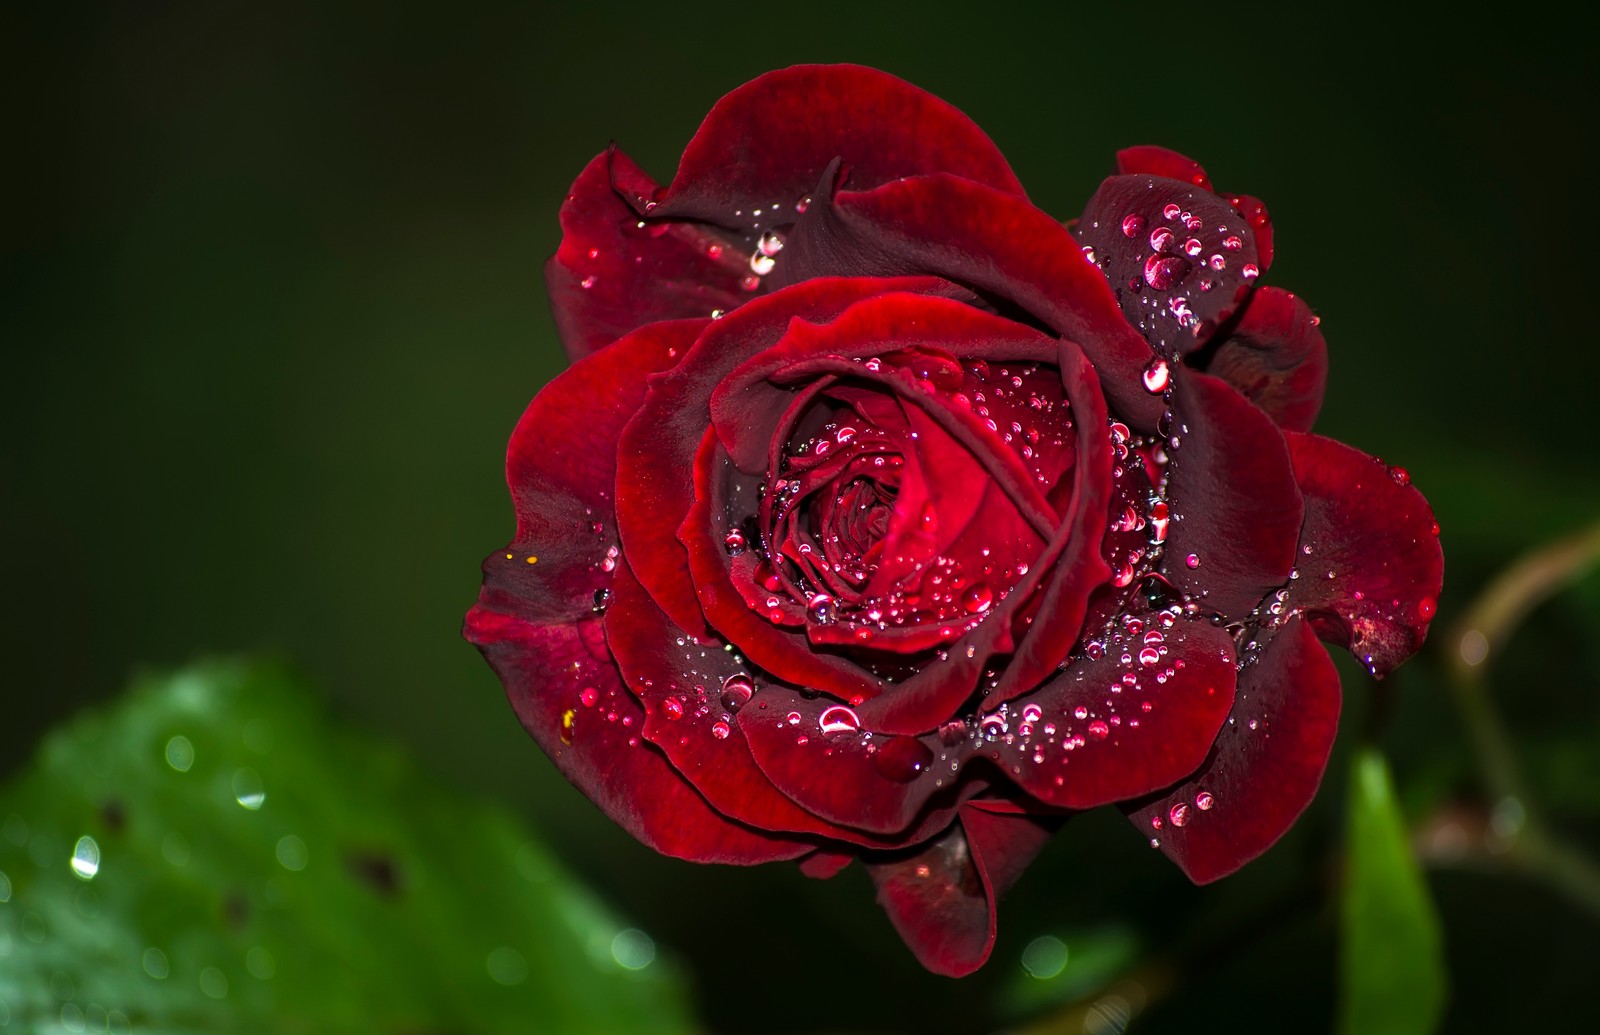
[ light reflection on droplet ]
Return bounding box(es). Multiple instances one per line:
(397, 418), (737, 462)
(233, 768), (265, 810)
(199, 966), (228, 999)
(486, 946), (528, 986)
(275, 835), (307, 872)
(165, 736), (194, 773)
(1021, 934), (1069, 979)
(142, 947), (170, 979)
(70, 836), (100, 881)
(162, 832), (190, 867)
(246, 946), (276, 980)
(610, 928), (656, 970)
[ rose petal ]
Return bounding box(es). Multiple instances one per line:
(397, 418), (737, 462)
(1204, 286), (1327, 432)
(799, 849), (855, 880)
(863, 803), (1057, 977)
(1123, 615), (1340, 882)
(605, 555), (930, 848)
(1073, 171), (1263, 357)
(652, 64), (1026, 229)
(547, 148), (747, 360)
(777, 174), (1166, 429)
(1161, 370), (1304, 620)
(467, 325), (804, 863)
(1114, 146), (1275, 269)
(1284, 433), (1444, 676)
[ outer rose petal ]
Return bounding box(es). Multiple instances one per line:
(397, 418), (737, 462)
(1113, 146), (1275, 270)
(1162, 370), (1304, 621)
(1205, 286), (1328, 432)
(653, 64), (1026, 227)
(1073, 171), (1263, 358)
(466, 323), (806, 863)
(1124, 615), (1341, 883)
(864, 803), (1058, 977)
(1284, 433), (1444, 675)
(777, 173), (1167, 429)
(547, 149), (747, 360)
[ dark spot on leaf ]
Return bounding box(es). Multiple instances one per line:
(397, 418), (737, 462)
(223, 891), (249, 930)
(346, 850), (404, 899)
(98, 799), (126, 833)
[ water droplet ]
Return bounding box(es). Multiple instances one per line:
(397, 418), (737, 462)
(749, 252), (776, 275)
(1185, 554), (1200, 569)
(1138, 647), (1161, 666)
(1142, 358), (1171, 393)
(1161, 203), (1182, 220)
(660, 698), (684, 721)
(796, 195), (812, 213)
(1121, 214), (1146, 238)
(1148, 226), (1175, 252)
(961, 582), (993, 614)
(580, 275), (597, 289)
(199, 966), (228, 999)
(1389, 465), (1410, 485)
(70, 836), (100, 881)
(611, 928), (656, 970)
(487, 946), (528, 986)
(1168, 803), (1190, 827)
(1183, 237), (1203, 257)
(1223, 235), (1243, 251)
(873, 736), (934, 781)
(819, 706), (860, 735)
(710, 720), (731, 740)
(1195, 790), (1215, 810)
(1087, 720), (1110, 740)
(1073, 706), (1089, 720)
(1241, 263), (1260, 280)
(142, 947), (170, 979)
(579, 687), (599, 708)
(739, 274), (761, 292)
(757, 230), (785, 257)
(165, 735), (194, 772)
(1418, 597), (1437, 621)
(233, 769), (265, 810)
(807, 593), (837, 625)
(1143, 255), (1191, 290)
(275, 835), (308, 871)
(719, 674), (754, 712)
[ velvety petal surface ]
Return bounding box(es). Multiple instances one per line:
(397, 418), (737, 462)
(1114, 146), (1275, 269)
(864, 803), (1057, 977)
(1205, 286), (1328, 432)
(1161, 370), (1304, 620)
(1124, 615), (1341, 882)
(467, 322), (806, 863)
(653, 63), (1026, 227)
(1284, 433), (1444, 675)
(547, 149), (747, 360)
(778, 173), (1167, 428)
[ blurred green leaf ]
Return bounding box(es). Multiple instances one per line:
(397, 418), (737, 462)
(994, 924), (1141, 1020)
(1337, 749), (1446, 1035)
(0, 661), (697, 1034)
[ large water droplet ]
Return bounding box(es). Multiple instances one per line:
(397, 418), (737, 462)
(723, 529), (746, 555)
(1142, 358), (1171, 394)
(807, 593), (837, 625)
(70, 836), (100, 881)
(233, 769), (265, 810)
(719, 674), (754, 713)
(1087, 720), (1110, 740)
(1121, 214), (1146, 239)
(872, 736), (934, 782)
(1143, 255), (1191, 291)
(1148, 226), (1175, 252)
(1195, 790), (1215, 810)
(1168, 802), (1190, 827)
(961, 582), (993, 614)
(818, 706), (861, 735)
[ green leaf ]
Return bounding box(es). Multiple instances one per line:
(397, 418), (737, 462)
(1337, 749), (1447, 1035)
(0, 661), (698, 1034)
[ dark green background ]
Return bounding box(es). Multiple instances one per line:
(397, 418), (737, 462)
(5, 5), (1596, 1032)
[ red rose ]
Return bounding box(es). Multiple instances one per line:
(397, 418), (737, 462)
(465, 65), (1443, 976)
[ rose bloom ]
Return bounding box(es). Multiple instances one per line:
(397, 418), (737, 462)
(465, 65), (1443, 976)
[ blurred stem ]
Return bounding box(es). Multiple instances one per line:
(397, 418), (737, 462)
(1442, 518), (1600, 919)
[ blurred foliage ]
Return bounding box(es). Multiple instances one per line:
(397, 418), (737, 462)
(1338, 751), (1446, 1035)
(0, 662), (695, 1034)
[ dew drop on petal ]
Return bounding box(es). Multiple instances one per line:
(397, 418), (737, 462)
(1168, 803), (1190, 827)
(961, 583), (993, 614)
(1144, 255), (1191, 290)
(719, 674), (754, 713)
(1142, 358), (1171, 394)
(818, 706), (860, 735)
(1121, 214), (1146, 238)
(710, 721), (730, 740)
(1195, 790), (1215, 810)
(1185, 554), (1200, 569)
(1087, 720), (1110, 740)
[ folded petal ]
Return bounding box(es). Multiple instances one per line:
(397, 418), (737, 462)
(864, 803), (1057, 977)
(1124, 615), (1341, 882)
(1161, 370), (1304, 620)
(1284, 433), (1444, 675)
(547, 149), (746, 360)
(1204, 287), (1327, 432)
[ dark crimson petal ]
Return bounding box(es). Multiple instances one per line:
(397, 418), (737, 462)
(778, 174), (1166, 429)
(740, 616), (1234, 827)
(466, 607), (806, 864)
(652, 64), (1026, 229)
(1284, 433), (1444, 676)
(1123, 615), (1340, 882)
(1205, 287), (1327, 433)
(1161, 370), (1304, 621)
(466, 326), (804, 863)
(547, 148), (747, 360)
(1074, 172), (1262, 358)
(864, 804), (1056, 977)
(1116, 145), (1212, 189)
(798, 849), (855, 880)
(985, 616), (1237, 810)
(605, 555), (923, 848)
